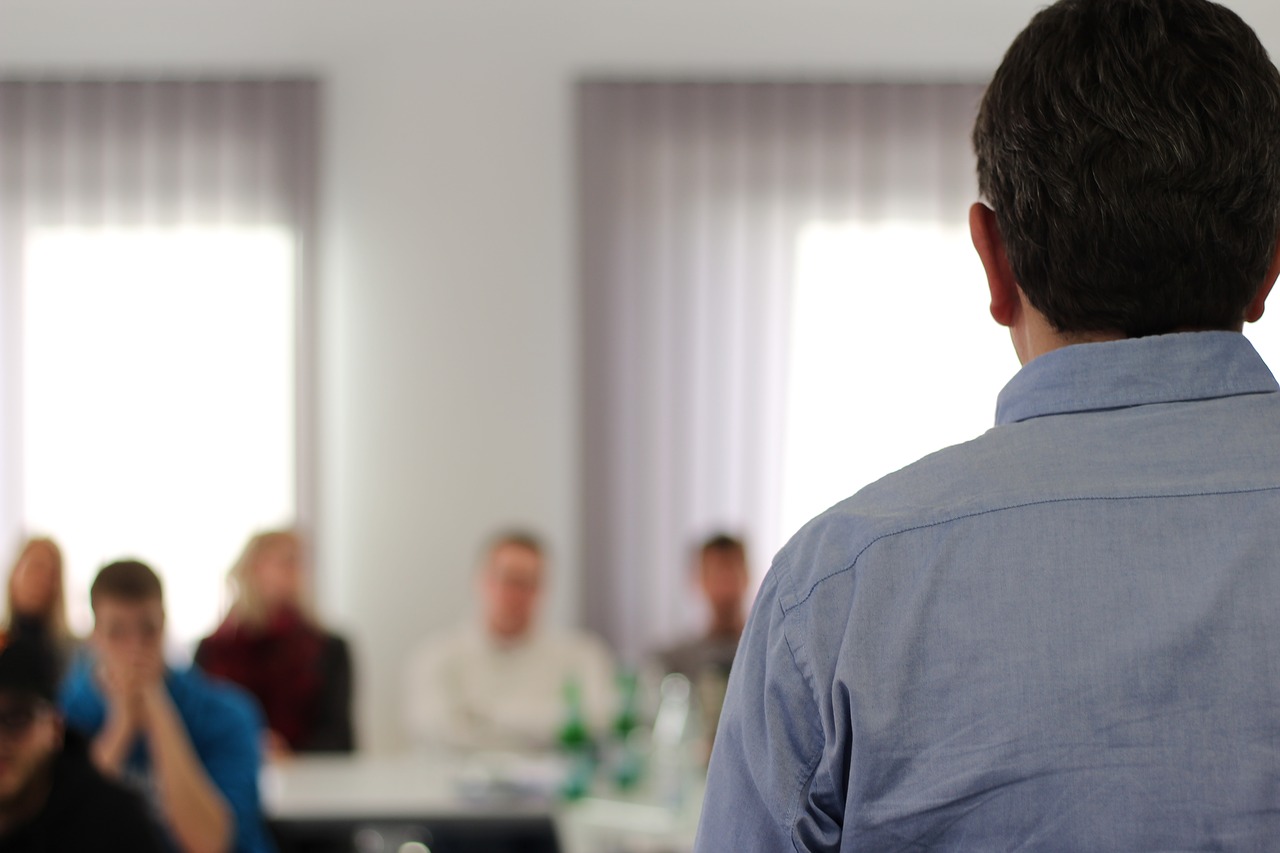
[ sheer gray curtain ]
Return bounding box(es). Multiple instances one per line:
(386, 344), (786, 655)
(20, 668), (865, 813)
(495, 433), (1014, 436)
(0, 80), (320, 554)
(578, 82), (984, 663)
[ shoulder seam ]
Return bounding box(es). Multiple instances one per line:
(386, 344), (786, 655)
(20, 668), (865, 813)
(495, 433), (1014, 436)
(783, 483), (1280, 613)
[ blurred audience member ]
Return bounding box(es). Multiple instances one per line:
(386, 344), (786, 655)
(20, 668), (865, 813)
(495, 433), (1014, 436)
(4, 538), (79, 681)
(60, 560), (273, 853)
(405, 530), (615, 752)
(0, 634), (164, 851)
(654, 533), (751, 746)
(196, 530), (354, 758)
(657, 534), (750, 680)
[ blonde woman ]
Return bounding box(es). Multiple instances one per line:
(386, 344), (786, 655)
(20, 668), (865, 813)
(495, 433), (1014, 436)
(5, 536), (79, 680)
(195, 530), (354, 757)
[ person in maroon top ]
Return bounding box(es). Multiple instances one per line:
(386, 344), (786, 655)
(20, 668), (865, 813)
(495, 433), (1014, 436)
(195, 530), (353, 759)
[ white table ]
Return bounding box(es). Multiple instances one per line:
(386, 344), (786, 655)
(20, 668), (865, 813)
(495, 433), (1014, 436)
(262, 752), (702, 853)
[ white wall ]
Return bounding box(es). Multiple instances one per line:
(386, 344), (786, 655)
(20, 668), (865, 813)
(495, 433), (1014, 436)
(4, 0), (1279, 752)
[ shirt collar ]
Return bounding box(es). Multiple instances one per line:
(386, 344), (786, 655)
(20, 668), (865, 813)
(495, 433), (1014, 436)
(995, 331), (1278, 426)
(472, 620), (538, 652)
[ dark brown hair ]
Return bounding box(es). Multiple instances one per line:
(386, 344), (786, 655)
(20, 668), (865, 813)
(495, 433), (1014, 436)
(482, 529), (546, 562)
(698, 533), (748, 570)
(90, 559), (163, 612)
(974, 0), (1280, 336)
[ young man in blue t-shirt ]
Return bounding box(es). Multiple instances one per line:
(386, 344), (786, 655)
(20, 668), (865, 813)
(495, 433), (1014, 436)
(61, 560), (274, 853)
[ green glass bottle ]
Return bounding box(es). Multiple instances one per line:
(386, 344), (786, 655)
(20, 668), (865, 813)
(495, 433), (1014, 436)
(608, 668), (643, 790)
(557, 677), (593, 800)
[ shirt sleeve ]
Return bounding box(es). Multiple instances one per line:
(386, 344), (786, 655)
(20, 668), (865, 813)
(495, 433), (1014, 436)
(694, 566), (829, 853)
(58, 654), (107, 736)
(191, 686), (271, 853)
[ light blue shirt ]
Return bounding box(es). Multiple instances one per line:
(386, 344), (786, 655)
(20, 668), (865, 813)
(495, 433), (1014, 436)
(697, 332), (1280, 852)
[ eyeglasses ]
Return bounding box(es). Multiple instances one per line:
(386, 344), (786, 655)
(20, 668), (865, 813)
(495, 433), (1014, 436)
(0, 700), (51, 737)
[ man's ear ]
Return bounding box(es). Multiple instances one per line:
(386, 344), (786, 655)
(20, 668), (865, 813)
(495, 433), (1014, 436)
(1244, 236), (1280, 323)
(970, 202), (1021, 328)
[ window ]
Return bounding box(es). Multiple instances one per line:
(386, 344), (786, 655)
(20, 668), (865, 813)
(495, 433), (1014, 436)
(782, 220), (1280, 537)
(22, 227), (296, 644)
(0, 80), (318, 650)
(578, 82), (984, 660)
(781, 221), (1018, 537)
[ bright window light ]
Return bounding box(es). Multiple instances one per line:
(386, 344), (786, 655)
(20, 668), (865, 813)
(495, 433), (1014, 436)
(23, 227), (296, 650)
(781, 220), (1280, 545)
(780, 221), (1019, 541)
(1244, 294), (1280, 377)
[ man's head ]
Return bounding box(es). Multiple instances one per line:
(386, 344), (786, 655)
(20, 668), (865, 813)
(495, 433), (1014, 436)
(973, 0), (1280, 340)
(696, 534), (749, 630)
(0, 638), (61, 816)
(478, 531), (545, 641)
(230, 529), (306, 625)
(90, 560), (165, 677)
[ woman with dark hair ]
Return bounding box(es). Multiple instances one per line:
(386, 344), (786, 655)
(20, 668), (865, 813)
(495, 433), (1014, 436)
(4, 537), (79, 680)
(195, 530), (354, 758)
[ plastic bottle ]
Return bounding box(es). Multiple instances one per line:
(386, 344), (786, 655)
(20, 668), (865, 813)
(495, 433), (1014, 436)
(647, 672), (694, 811)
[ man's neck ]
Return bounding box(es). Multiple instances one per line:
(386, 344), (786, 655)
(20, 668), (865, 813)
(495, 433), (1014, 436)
(708, 614), (744, 640)
(1012, 298), (1125, 365)
(0, 763), (54, 836)
(485, 624), (534, 648)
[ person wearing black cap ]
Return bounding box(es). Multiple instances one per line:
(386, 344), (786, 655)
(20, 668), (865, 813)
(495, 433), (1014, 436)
(0, 635), (162, 851)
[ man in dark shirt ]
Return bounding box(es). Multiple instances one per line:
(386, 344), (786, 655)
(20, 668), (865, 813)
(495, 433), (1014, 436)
(658, 533), (750, 681)
(656, 534), (751, 748)
(0, 635), (162, 851)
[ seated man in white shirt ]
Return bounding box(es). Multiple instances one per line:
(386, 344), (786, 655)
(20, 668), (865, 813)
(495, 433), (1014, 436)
(404, 531), (615, 752)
